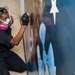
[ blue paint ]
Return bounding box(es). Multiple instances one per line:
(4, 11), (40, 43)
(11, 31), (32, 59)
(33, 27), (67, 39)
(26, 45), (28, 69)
(37, 22), (55, 75)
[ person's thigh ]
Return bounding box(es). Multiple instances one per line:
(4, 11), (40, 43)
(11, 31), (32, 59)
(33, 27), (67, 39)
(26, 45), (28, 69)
(5, 50), (27, 72)
(0, 58), (10, 75)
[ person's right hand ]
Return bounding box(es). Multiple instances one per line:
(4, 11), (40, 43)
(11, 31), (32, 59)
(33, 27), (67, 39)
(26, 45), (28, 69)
(21, 13), (29, 26)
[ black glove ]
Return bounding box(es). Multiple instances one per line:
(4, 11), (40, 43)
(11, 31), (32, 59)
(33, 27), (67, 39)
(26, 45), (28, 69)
(21, 13), (29, 26)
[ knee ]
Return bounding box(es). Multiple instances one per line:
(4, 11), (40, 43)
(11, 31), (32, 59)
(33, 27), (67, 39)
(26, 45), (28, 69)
(16, 64), (27, 72)
(19, 67), (27, 72)
(17, 67), (27, 73)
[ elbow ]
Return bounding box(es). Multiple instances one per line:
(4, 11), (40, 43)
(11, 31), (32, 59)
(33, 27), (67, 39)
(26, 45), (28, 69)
(10, 39), (20, 46)
(14, 41), (20, 46)
(15, 43), (19, 46)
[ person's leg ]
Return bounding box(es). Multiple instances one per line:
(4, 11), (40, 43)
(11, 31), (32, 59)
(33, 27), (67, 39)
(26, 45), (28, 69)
(5, 50), (27, 73)
(0, 58), (10, 75)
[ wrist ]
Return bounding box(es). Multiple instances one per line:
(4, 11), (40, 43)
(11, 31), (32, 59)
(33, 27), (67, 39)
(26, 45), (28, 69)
(21, 25), (27, 28)
(21, 23), (28, 26)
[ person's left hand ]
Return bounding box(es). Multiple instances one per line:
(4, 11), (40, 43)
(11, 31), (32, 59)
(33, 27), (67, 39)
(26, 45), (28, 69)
(21, 13), (29, 26)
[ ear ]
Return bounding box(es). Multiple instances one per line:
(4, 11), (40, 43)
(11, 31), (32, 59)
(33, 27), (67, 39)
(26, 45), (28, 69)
(0, 16), (2, 19)
(0, 21), (1, 24)
(0, 18), (2, 24)
(0, 17), (3, 24)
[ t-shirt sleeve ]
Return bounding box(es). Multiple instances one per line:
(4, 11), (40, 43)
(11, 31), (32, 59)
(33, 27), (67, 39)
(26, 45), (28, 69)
(0, 31), (13, 48)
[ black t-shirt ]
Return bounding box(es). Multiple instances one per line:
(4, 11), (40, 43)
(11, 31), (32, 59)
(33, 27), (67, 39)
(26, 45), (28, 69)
(0, 28), (14, 51)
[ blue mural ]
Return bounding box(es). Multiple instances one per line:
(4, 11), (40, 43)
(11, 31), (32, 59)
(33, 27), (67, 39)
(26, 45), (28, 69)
(24, 0), (75, 75)
(42, 0), (75, 75)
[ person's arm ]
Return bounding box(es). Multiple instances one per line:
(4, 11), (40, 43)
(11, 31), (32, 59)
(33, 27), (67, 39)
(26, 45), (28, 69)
(10, 13), (29, 45)
(10, 25), (26, 45)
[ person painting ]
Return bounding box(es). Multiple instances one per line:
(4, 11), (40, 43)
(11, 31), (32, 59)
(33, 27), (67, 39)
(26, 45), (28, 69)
(0, 7), (29, 75)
